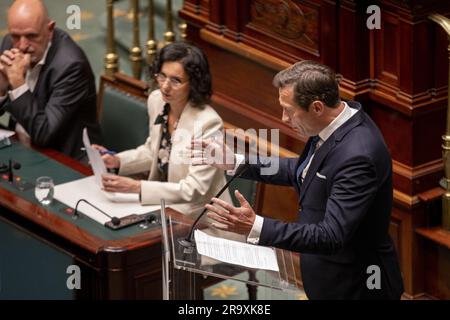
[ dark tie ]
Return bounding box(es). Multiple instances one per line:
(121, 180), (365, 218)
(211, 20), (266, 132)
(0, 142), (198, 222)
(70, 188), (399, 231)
(296, 135), (320, 186)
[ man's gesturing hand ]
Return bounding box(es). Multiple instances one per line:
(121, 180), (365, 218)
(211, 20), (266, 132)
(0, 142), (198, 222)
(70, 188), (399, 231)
(205, 190), (256, 236)
(190, 136), (236, 171)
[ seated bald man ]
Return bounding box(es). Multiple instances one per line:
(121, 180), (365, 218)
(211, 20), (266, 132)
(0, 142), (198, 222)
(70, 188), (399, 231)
(0, 0), (101, 160)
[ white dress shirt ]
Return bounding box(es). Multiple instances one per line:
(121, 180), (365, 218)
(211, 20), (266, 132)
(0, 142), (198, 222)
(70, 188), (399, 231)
(0, 43), (52, 141)
(228, 102), (358, 244)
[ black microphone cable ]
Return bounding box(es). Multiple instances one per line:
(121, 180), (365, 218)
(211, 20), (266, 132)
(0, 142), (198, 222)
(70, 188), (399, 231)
(178, 163), (250, 248)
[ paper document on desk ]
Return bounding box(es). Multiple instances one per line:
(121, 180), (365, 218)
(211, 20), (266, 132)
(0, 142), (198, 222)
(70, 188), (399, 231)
(194, 230), (279, 272)
(101, 190), (140, 203)
(54, 176), (159, 225)
(0, 128), (14, 148)
(83, 128), (133, 202)
(82, 128), (106, 186)
(0, 128), (15, 139)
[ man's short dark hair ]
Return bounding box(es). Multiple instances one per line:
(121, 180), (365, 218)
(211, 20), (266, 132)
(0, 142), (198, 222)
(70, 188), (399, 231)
(273, 60), (341, 110)
(151, 41), (212, 108)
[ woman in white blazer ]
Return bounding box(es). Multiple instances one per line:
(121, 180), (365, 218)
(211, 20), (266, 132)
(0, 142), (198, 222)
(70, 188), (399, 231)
(94, 42), (232, 216)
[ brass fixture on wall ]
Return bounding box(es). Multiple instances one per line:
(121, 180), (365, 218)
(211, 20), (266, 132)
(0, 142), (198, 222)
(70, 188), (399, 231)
(429, 13), (450, 230)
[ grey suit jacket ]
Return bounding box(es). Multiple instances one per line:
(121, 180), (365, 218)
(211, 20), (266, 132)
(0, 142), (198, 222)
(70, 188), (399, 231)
(0, 28), (102, 160)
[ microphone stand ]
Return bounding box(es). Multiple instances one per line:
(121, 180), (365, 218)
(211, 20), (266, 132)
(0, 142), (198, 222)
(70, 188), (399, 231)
(0, 159), (21, 183)
(73, 198), (121, 226)
(178, 164), (250, 248)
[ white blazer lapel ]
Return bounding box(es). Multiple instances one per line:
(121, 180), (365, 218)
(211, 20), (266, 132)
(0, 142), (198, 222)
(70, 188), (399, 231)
(168, 102), (195, 181)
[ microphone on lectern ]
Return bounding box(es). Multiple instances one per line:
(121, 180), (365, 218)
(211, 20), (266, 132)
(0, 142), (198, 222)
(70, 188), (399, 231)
(178, 163), (250, 248)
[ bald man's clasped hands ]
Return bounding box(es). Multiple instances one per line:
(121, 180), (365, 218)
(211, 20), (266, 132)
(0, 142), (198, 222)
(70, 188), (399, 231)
(0, 0), (101, 159)
(0, 0), (51, 96)
(0, 48), (30, 92)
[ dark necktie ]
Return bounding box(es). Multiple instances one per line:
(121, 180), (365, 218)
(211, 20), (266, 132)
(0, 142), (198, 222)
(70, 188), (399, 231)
(296, 135), (320, 186)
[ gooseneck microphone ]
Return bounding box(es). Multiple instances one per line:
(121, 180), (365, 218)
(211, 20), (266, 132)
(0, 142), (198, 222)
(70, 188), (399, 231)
(178, 163), (250, 248)
(8, 160), (21, 183)
(0, 159), (21, 183)
(73, 199), (121, 226)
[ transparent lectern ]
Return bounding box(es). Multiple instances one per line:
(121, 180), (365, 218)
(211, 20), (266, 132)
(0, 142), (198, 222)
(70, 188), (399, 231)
(160, 200), (304, 300)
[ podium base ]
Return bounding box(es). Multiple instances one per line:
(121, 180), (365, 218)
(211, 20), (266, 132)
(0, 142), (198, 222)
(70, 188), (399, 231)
(178, 237), (195, 248)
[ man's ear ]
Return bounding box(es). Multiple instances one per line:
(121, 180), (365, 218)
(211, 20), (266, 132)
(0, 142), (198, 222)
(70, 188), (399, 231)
(311, 100), (324, 115)
(47, 21), (56, 36)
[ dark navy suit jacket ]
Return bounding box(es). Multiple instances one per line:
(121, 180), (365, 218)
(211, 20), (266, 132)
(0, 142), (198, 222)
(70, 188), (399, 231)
(241, 102), (404, 299)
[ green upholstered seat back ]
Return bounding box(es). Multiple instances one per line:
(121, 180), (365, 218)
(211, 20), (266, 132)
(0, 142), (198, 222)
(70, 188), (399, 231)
(100, 85), (149, 152)
(226, 176), (257, 207)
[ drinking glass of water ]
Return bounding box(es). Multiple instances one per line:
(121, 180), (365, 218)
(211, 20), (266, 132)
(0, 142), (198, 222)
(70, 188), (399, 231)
(35, 176), (54, 206)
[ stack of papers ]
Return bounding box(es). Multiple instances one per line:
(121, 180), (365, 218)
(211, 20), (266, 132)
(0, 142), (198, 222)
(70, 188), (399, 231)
(194, 230), (279, 272)
(53, 128), (159, 225)
(82, 128), (107, 186)
(0, 128), (15, 140)
(54, 176), (159, 225)
(0, 129), (14, 148)
(82, 128), (137, 202)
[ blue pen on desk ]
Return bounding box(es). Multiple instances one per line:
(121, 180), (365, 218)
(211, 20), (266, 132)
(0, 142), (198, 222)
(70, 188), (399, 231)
(80, 147), (116, 155)
(99, 149), (116, 156)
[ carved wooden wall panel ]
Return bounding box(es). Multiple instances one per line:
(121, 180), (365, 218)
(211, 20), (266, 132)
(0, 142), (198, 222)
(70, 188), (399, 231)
(389, 214), (403, 274)
(375, 12), (400, 88)
(248, 0), (320, 55)
(180, 0), (450, 299)
(424, 244), (450, 299)
(242, 0), (336, 65)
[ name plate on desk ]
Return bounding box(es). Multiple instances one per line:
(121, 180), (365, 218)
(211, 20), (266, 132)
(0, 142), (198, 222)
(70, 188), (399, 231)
(105, 213), (159, 230)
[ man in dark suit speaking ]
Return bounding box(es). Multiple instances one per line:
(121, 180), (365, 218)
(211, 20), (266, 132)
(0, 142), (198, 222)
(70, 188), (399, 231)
(0, 0), (101, 160)
(193, 60), (404, 299)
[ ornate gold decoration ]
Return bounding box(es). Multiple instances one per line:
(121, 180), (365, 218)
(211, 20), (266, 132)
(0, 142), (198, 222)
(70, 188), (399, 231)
(163, 0), (176, 46)
(71, 34), (92, 42)
(210, 284), (240, 299)
(113, 8), (127, 18)
(179, 22), (187, 41)
(146, 0), (157, 65)
(429, 13), (450, 230)
(127, 2), (143, 21)
(80, 11), (94, 21)
(129, 0), (143, 79)
(105, 0), (119, 76)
